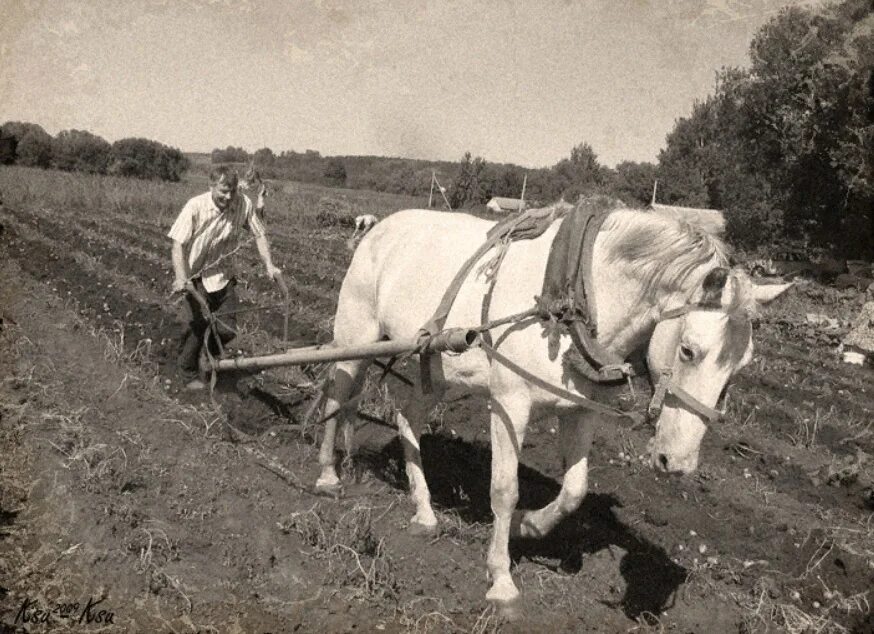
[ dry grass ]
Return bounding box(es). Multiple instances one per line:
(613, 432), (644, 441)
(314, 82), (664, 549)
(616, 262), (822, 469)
(278, 502), (400, 602)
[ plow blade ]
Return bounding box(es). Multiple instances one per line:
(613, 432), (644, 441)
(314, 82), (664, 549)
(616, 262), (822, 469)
(212, 328), (480, 372)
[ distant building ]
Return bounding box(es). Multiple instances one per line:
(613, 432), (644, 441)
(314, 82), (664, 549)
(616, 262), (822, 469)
(648, 202), (726, 235)
(486, 197), (526, 213)
(648, 180), (725, 235)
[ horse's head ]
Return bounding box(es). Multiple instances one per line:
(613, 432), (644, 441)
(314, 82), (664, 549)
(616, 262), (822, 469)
(645, 268), (791, 474)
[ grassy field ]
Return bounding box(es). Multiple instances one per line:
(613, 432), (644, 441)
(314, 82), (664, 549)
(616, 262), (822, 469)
(0, 165), (872, 633)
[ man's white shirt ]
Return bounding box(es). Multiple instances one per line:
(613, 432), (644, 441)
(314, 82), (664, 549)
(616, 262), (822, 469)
(168, 191), (266, 293)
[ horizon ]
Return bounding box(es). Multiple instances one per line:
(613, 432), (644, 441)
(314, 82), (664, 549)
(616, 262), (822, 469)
(1, 0), (816, 169)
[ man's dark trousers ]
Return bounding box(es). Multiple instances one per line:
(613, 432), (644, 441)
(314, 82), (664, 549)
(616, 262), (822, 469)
(178, 278), (238, 381)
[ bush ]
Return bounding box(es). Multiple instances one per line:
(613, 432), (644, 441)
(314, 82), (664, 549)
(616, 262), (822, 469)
(315, 198), (355, 228)
(0, 121), (53, 168)
(52, 129), (111, 174)
(109, 138), (189, 182)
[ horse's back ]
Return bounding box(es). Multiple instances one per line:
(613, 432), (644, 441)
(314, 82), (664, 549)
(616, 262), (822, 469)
(336, 209), (495, 341)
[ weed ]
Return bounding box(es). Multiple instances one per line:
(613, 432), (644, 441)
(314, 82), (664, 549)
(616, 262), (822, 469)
(280, 502), (399, 601)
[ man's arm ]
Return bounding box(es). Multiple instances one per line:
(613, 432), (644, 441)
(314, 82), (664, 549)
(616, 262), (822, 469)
(255, 234), (281, 280)
(171, 240), (192, 292)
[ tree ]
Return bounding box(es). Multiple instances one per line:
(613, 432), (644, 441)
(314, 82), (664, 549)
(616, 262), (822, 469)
(610, 161), (658, 207)
(210, 146), (248, 163)
(551, 142), (606, 201)
(448, 152), (487, 208)
(109, 138), (189, 181)
(0, 121), (53, 167)
(0, 136), (15, 165)
(323, 157), (347, 186)
(253, 147), (276, 167)
(52, 129), (111, 174)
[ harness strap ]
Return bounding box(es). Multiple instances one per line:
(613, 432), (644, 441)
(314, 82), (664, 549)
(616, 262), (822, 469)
(417, 211), (546, 393)
(541, 206), (631, 382)
(480, 340), (645, 427)
(648, 369), (723, 423)
(420, 212), (533, 337)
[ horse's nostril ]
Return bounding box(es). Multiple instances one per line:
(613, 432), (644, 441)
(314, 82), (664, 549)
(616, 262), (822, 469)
(658, 454), (669, 470)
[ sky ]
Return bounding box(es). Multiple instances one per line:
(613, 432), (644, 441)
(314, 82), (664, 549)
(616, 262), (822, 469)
(0, 0), (817, 168)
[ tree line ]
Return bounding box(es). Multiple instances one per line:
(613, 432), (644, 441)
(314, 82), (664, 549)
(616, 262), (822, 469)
(220, 0), (871, 257)
(4, 0), (869, 256)
(0, 122), (189, 182)
(655, 0), (872, 257)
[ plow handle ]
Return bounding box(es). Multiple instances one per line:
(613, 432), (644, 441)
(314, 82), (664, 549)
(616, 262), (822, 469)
(274, 272), (290, 344)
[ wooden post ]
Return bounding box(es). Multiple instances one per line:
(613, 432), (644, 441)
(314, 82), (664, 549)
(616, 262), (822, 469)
(651, 180), (658, 206)
(434, 174), (452, 211)
(428, 171), (435, 208)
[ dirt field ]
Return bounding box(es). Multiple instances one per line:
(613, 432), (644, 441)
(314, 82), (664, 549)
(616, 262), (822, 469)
(1, 166), (872, 633)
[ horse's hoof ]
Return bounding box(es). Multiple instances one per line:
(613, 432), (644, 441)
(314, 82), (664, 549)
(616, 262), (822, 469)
(513, 515), (545, 539)
(407, 520), (438, 537)
(313, 481), (343, 498)
(490, 598), (523, 621)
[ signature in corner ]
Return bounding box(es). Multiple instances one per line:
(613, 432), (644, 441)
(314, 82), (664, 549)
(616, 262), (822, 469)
(14, 595), (116, 626)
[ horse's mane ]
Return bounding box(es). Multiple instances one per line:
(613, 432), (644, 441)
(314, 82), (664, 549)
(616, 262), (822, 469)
(601, 208), (732, 305)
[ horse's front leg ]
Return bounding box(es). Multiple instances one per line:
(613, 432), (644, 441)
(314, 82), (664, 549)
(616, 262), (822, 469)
(396, 392), (439, 535)
(485, 378), (531, 615)
(516, 410), (595, 538)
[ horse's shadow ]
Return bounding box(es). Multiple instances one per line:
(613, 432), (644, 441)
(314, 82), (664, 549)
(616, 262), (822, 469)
(356, 433), (685, 621)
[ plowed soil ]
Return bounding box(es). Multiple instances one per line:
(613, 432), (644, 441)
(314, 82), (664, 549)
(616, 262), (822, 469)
(1, 168), (872, 633)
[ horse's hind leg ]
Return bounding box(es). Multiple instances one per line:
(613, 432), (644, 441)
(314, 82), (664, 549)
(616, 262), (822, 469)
(315, 359), (369, 494)
(516, 411), (595, 538)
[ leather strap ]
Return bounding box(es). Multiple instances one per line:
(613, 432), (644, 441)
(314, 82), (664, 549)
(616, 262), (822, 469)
(481, 340), (644, 426)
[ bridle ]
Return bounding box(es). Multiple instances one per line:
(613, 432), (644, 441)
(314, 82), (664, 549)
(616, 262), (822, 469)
(645, 303), (744, 424)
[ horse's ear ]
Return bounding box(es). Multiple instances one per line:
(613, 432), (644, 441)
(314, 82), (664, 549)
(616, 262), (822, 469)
(700, 267), (730, 307)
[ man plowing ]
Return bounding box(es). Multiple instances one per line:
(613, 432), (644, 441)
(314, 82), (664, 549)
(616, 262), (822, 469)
(168, 166), (281, 390)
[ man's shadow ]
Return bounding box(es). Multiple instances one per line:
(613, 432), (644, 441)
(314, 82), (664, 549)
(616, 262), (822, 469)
(357, 433), (686, 622)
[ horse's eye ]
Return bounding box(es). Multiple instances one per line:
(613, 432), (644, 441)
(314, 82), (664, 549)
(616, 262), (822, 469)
(679, 343), (697, 363)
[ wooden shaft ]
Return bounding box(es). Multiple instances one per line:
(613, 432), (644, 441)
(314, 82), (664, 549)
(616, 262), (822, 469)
(213, 328), (480, 371)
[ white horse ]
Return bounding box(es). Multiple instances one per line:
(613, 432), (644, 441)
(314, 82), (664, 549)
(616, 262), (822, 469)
(316, 206), (790, 613)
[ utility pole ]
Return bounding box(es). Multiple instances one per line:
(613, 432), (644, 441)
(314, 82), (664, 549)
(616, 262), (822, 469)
(520, 174), (528, 210)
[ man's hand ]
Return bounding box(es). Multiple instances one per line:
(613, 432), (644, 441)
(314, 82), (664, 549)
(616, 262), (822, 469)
(256, 182), (269, 209)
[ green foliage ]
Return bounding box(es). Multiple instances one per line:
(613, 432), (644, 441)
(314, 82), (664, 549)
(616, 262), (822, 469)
(252, 147), (276, 166)
(315, 197), (356, 228)
(611, 161), (658, 207)
(656, 0), (874, 258)
(52, 129), (112, 174)
(0, 136), (15, 165)
(1, 121), (53, 168)
(551, 142), (608, 202)
(210, 146), (249, 163)
(323, 157), (347, 186)
(448, 152), (487, 208)
(109, 138), (189, 182)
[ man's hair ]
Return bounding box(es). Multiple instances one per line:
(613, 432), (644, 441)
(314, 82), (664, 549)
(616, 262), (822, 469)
(209, 166), (239, 187)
